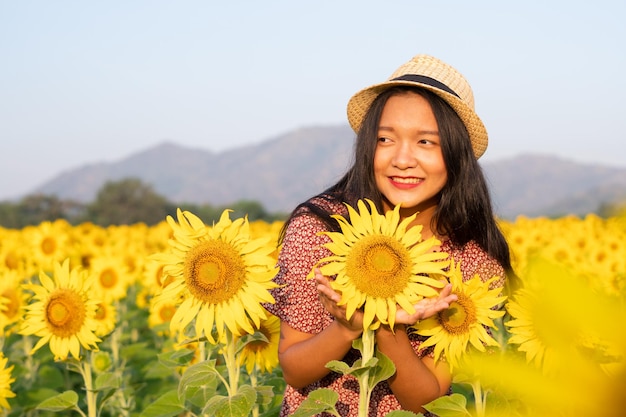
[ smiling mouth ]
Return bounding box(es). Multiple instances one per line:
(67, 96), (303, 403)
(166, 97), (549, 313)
(391, 177), (422, 184)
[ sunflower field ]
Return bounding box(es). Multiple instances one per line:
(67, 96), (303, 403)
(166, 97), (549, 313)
(0, 207), (625, 417)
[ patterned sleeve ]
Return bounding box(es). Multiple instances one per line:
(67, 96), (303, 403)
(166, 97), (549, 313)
(455, 240), (506, 289)
(264, 210), (334, 334)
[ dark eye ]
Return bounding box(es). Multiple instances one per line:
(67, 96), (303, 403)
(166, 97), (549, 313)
(378, 136), (391, 143)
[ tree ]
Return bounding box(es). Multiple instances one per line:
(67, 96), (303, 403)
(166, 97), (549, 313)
(0, 194), (85, 228)
(86, 178), (170, 226)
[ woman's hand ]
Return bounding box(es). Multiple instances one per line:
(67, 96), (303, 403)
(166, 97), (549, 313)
(395, 283), (457, 326)
(314, 268), (363, 336)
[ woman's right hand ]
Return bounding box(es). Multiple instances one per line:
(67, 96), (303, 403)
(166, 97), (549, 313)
(314, 268), (364, 337)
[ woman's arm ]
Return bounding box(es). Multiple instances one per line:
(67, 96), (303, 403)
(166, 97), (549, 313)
(278, 319), (360, 388)
(278, 269), (363, 388)
(376, 325), (452, 412)
(377, 284), (456, 411)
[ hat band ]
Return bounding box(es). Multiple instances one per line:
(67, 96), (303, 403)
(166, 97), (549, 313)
(390, 74), (460, 98)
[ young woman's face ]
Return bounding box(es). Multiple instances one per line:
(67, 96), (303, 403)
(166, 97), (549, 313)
(374, 91), (447, 216)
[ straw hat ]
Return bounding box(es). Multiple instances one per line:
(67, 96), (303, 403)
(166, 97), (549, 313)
(346, 54), (488, 158)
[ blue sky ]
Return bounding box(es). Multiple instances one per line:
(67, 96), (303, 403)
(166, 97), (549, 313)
(1, 1), (625, 200)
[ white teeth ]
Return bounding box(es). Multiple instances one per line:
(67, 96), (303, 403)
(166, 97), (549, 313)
(392, 177), (421, 184)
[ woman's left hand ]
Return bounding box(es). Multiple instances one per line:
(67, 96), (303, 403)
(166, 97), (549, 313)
(394, 283), (457, 325)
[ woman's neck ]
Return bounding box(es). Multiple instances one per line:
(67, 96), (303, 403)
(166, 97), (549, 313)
(400, 204), (440, 240)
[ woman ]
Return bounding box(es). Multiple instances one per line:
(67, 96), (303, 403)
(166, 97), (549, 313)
(264, 54), (514, 416)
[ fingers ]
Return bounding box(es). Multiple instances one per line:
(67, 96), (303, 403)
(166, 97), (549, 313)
(439, 283), (458, 305)
(314, 268), (341, 303)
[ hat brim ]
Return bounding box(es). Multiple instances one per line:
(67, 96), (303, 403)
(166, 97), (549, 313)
(347, 80), (488, 158)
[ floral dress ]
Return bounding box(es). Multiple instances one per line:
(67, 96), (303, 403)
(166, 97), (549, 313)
(264, 198), (505, 417)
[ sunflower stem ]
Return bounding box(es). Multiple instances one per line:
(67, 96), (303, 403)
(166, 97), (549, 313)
(21, 336), (37, 383)
(82, 355), (97, 417)
(222, 328), (240, 397)
(357, 328), (376, 417)
(250, 365), (259, 417)
(471, 378), (486, 417)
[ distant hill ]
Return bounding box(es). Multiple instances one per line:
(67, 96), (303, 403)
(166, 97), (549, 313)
(32, 124), (626, 219)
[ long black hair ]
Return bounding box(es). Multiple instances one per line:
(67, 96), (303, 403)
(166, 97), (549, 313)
(281, 86), (514, 276)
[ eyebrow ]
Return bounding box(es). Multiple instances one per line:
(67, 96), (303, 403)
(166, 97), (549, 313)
(378, 126), (439, 136)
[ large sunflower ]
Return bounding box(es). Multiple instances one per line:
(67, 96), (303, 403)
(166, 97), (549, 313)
(317, 199), (449, 330)
(20, 259), (102, 361)
(152, 209), (278, 344)
(413, 261), (506, 370)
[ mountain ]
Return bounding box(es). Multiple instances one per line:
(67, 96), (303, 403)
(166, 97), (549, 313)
(33, 125), (355, 214)
(483, 154), (626, 218)
(32, 125), (626, 219)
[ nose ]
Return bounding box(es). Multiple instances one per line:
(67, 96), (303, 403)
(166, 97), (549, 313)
(392, 142), (418, 170)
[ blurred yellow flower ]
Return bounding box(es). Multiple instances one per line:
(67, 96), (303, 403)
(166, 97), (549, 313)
(239, 313), (280, 374)
(25, 220), (73, 271)
(0, 353), (15, 410)
(318, 199), (449, 330)
(20, 259), (102, 360)
(93, 300), (117, 337)
(0, 269), (29, 336)
(88, 252), (132, 302)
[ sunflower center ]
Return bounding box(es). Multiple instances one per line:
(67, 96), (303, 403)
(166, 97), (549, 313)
(159, 305), (176, 322)
(184, 239), (247, 304)
(345, 235), (412, 298)
(1, 290), (19, 319)
(46, 289), (87, 337)
(95, 303), (106, 320)
(99, 268), (118, 289)
(4, 251), (19, 270)
(41, 237), (57, 255)
(247, 326), (271, 353)
(439, 293), (476, 334)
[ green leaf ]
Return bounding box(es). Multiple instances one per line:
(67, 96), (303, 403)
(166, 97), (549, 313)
(36, 390), (79, 411)
(290, 388), (340, 417)
(139, 390), (185, 417)
(236, 331), (269, 356)
(368, 350), (396, 389)
(325, 356), (379, 378)
(255, 384), (275, 407)
(37, 364), (65, 388)
(95, 372), (120, 391)
(325, 359), (351, 374)
(202, 384), (257, 417)
(121, 342), (158, 361)
(422, 393), (472, 417)
(157, 348), (195, 368)
(178, 360), (219, 401)
(22, 388), (59, 409)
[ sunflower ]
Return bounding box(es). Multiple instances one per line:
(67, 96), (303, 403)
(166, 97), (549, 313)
(26, 220), (72, 271)
(0, 269), (29, 336)
(148, 296), (179, 334)
(238, 312), (280, 374)
(93, 300), (117, 337)
(0, 353), (15, 410)
(88, 252), (132, 302)
(317, 199), (449, 330)
(413, 261), (506, 370)
(504, 258), (602, 373)
(20, 259), (102, 360)
(152, 208), (278, 344)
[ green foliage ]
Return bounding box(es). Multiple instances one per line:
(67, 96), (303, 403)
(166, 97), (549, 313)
(85, 178), (170, 226)
(290, 389), (340, 417)
(0, 178), (286, 227)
